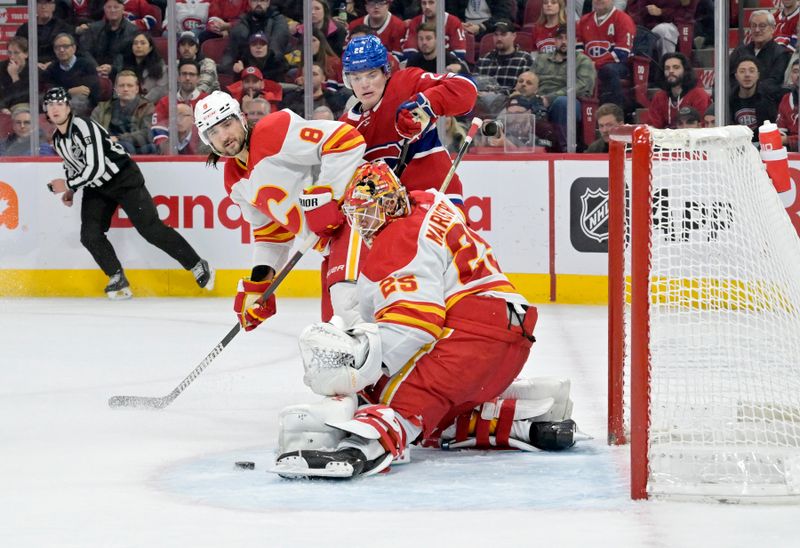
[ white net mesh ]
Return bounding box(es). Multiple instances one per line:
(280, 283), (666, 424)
(624, 126), (800, 500)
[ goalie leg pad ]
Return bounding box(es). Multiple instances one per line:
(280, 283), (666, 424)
(500, 377), (574, 422)
(278, 395), (358, 454)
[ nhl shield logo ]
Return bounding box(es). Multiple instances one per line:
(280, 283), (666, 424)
(579, 187), (609, 243)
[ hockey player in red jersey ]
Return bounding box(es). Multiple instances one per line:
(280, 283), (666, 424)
(273, 162), (579, 479)
(194, 90), (367, 330)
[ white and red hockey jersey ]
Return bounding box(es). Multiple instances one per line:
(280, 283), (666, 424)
(576, 7), (636, 68)
(402, 13), (467, 59)
(357, 190), (527, 375)
(223, 109), (366, 270)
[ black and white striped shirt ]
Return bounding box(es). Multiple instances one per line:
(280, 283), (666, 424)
(52, 115), (131, 191)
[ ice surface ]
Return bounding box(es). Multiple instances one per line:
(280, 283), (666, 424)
(0, 299), (796, 547)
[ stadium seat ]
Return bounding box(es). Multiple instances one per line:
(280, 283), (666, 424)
(522, 0), (543, 32)
(97, 77), (112, 102)
(465, 32), (475, 65)
(201, 38), (229, 61)
(477, 31), (534, 58)
(0, 111), (12, 139)
(152, 36), (168, 61)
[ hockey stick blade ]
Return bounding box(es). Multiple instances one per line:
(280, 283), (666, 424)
(107, 233), (318, 410)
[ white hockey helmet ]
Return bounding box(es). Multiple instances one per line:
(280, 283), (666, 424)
(194, 91), (248, 153)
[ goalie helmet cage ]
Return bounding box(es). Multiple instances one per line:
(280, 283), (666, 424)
(607, 125), (800, 502)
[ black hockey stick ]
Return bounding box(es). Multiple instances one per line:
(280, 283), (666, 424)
(108, 233), (319, 410)
(439, 117), (483, 194)
(394, 138), (411, 178)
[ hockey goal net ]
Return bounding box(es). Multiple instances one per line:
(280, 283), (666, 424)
(608, 125), (800, 502)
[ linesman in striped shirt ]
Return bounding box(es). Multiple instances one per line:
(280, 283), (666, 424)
(44, 87), (214, 300)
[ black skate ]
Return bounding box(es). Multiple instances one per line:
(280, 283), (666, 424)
(191, 259), (215, 290)
(104, 270), (132, 300)
(272, 447), (392, 480)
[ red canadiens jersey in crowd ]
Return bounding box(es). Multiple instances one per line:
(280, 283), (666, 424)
(357, 190), (527, 374)
(576, 7), (636, 67)
(174, 0), (247, 32)
(349, 15), (407, 59)
(151, 90), (208, 144)
(222, 110), (365, 270)
(647, 84), (711, 129)
(777, 92), (798, 147)
(339, 68), (477, 204)
(774, 7), (800, 51)
(403, 13), (467, 59)
(531, 23), (559, 53)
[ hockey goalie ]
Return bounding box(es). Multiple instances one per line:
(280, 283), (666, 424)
(273, 162), (581, 479)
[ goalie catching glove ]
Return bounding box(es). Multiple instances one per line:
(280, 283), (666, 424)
(395, 93), (437, 141)
(299, 186), (345, 238)
(233, 278), (277, 331)
(299, 317), (384, 396)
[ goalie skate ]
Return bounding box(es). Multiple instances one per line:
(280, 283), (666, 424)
(271, 447), (391, 480)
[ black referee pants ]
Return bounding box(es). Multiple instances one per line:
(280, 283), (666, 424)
(79, 164), (202, 277)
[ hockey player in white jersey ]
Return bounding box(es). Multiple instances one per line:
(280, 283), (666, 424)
(273, 161), (580, 479)
(195, 91), (367, 328)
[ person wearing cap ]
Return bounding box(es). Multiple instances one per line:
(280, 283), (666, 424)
(402, 0), (467, 60)
(576, 0), (636, 110)
(447, 0), (516, 41)
(777, 58), (800, 150)
(178, 31), (221, 94)
(676, 106), (701, 129)
(225, 65), (284, 109)
(347, 0), (406, 60)
(78, 0), (139, 79)
(532, 24), (595, 150)
(648, 53), (710, 130)
(476, 19), (534, 93)
(226, 31), (289, 82)
(14, 0), (74, 68)
(226, 0), (290, 68)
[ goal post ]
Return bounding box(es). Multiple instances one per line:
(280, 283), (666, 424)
(608, 125), (800, 502)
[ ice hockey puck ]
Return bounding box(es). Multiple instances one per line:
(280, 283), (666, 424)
(235, 461), (255, 470)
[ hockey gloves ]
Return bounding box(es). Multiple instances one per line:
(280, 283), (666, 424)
(299, 186), (345, 238)
(233, 278), (277, 331)
(395, 93), (436, 141)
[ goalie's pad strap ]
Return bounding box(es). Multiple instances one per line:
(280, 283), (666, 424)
(495, 399), (517, 447)
(355, 406), (407, 458)
(455, 412), (472, 442)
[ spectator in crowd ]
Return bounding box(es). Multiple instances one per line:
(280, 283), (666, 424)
(729, 56), (777, 138)
(242, 95), (271, 123)
(577, 0), (636, 110)
(648, 52), (711, 129)
(288, 29), (344, 89)
(0, 37), (32, 112)
(585, 102), (623, 153)
(15, 0), (74, 68)
(441, 115), (467, 153)
(532, 24), (596, 150)
(228, 31), (290, 82)
(627, 0), (680, 59)
(60, 0), (103, 27)
(151, 59), (209, 151)
(42, 32), (100, 116)
(777, 58), (799, 150)
(227, 0), (290, 64)
(773, 0), (799, 52)
(282, 62), (349, 117)
(729, 10), (791, 101)
(531, 0), (567, 54)
(78, 0), (139, 79)
(403, 0), (467, 60)
(177, 31), (220, 94)
(476, 20), (534, 92)
(348, 0), (406, 60)
(703, 103), (715, 127)
(226, 65), (284, 107)
(172, 102), (212, 155)
(312, 105), (335, 120)
(90, 70), (155, 155)
(197, 0), (249, 43)
(446, 0), (515, 41)
(485, 96), (541, 150)
(404, 22), (468, 74)
(296, 0), (348, 56)
(0, 103), (55, 156)
(116, 32), (168, 103)
(675, 106), (701, 129)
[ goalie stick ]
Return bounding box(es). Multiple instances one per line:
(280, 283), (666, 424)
(108, 233), (319, 410)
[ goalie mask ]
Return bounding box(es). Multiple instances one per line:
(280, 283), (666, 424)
(342, 161), (410, 245)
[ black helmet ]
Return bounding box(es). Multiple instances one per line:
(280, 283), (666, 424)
(42, 87), (70, 112)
